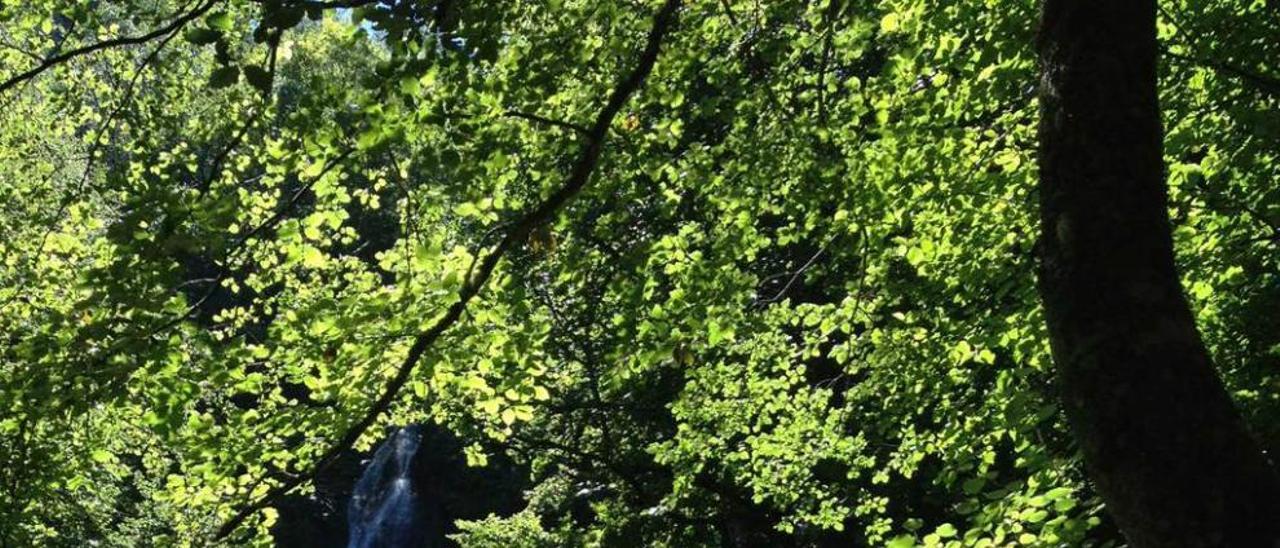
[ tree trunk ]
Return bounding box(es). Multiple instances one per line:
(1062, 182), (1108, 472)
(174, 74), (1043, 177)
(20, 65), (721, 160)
(1036, 1), (1280, 545)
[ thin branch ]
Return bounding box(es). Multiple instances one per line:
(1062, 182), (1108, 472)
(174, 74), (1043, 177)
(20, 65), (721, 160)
(213, 0), (684, 539)
(173, 277), (221, 289)
(0, 37), (42, 63)
(0, 0), (221, 95)
(247, 0), (380, 8)
(754, 245), (826, 305)
(1156, 5), (1280, 100)
(1164, 48), (1280, 99)
(718, 0), (741, 27)
(504, 110), (591, 135)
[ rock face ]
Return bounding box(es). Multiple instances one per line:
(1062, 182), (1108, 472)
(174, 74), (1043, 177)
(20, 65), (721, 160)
(272, 424), (527, 548)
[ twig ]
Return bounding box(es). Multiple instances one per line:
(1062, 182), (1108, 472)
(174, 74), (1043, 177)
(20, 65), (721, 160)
(754, 245), (826, 305)
(504, 110), (591, 135)
(0, 0), (221, 95)
(718, 0), (741, 27)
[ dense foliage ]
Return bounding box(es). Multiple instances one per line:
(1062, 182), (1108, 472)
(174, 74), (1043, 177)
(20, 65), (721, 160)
(1, 0), (1276, 545)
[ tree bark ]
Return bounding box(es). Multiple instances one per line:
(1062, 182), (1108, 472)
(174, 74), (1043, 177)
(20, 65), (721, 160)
(1036, 1), (1280, 545)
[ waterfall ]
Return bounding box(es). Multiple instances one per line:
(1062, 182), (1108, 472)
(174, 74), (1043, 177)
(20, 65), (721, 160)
(347, 425), (430, 548)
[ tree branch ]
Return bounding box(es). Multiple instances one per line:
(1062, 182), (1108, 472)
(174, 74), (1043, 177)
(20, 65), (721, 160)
(248, 0), (381, 8)
(504, 110), (590, 135)
(212, 0), (684, 539)
(1156, 5), (1280, 100)
(0, 0), (222, 95)
(1164, 48), (1280, 99)
(754, 244), (826, 306)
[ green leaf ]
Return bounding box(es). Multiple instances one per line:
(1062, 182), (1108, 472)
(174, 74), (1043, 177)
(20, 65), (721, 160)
(301, 160), (327, 179)
(887, 535), (916, 548)
(243, 65), (272, 96)
(184, 27), (221, 45)
(935, 523), (957, 538)
(205, 12), (234, 31)
(399, 75), (421, 96)
(301, 246), (326, 268)
(880, 13), (901, 33)
(411, 242), (439, 270)
(454, 202), (481, 217)
(977, 348), (997, 364)
(208, 66), (240, 89)
(962, 477), (985, 494)
(1054, 497), (1078, 512)
(264, 6), (305, 29)
(356, 128), (383, 150)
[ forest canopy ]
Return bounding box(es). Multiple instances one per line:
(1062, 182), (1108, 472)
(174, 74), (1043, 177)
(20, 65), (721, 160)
(1, 0), (1278, 546)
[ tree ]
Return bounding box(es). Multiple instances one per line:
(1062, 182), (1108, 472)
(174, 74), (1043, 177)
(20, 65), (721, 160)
(2, 0), (1279, 545)
(1036, 0), (1280, 544)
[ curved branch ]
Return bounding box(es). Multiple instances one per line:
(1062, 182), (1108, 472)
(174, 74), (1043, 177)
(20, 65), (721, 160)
(213, 0), (684, 539)
(0, 0), (222, 95)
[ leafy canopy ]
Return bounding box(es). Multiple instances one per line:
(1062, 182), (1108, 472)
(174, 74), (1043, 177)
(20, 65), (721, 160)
(1, 0), (1277, 546)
